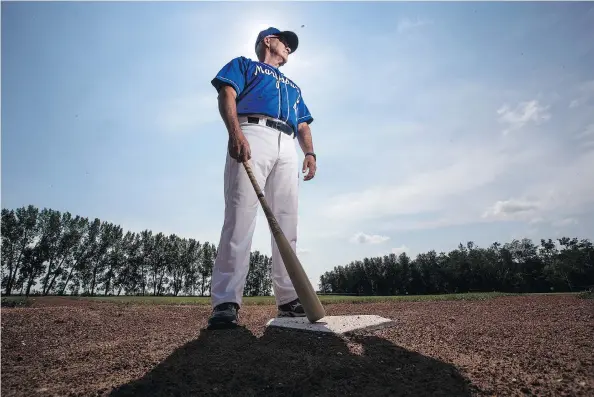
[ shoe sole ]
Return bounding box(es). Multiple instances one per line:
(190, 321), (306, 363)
(207, 322), (238, 330)
(277, 311), (306, 317)
(207, 316), (239, 330)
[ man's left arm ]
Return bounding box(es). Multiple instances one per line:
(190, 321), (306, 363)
(297, 121), (316, 181)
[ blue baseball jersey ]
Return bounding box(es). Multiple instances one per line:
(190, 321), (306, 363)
(211, 56), (313, 136)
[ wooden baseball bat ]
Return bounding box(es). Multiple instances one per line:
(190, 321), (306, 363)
(242, 160), (326, 323)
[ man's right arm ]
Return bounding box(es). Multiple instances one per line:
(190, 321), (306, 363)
(217, 85), (243, 138)
(217, 85), (251, 162)
(212, 57), (250, 161)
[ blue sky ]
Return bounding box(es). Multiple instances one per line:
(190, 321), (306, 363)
(3, 1), (594, 289)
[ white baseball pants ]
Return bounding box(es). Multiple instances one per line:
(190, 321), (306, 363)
(210, 118), (299, 308)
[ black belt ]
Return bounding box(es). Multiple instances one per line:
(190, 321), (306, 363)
(247, 116), (295, 138)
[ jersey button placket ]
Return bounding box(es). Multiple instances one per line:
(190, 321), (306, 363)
(276, 77), (281, 120)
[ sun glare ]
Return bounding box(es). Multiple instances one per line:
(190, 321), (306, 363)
(234, 17), (294, 59)
(239, 23), (272, 58)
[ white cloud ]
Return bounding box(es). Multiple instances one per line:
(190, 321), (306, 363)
(497, 100), (551, 135)
(322, 144), (512, 223)
(314, 110), (594, 238)
(576, 123), (594, 139)
(552, 218), (579, 227)
(575, 123), (594, 148)
(391, 245), (410, 255)
(568, 80), (594, 108)
(297, 247), (311, 255)
(349, 232), (390, 244)
(482, 198), (541, 220)
(522, 149), (594, 215)
(476, 148), (594, 227)
(397, 17), (433, 33)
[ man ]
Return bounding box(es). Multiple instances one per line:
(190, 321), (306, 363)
(207, 27), (317, 329)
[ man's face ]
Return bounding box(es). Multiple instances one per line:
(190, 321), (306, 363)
(267, 35), (291, 65)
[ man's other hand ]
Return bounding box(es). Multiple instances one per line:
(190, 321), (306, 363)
(228, 133), (251, 162)
(302, 154), (316, 181)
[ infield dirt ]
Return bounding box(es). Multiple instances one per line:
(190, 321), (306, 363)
(1, 294), (593, 396)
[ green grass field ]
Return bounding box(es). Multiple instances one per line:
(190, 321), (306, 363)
(3, 291), (584, 308)
(71, 291), (518, 306)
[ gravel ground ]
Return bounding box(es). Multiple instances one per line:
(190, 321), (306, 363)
(1, 294), (592, 396)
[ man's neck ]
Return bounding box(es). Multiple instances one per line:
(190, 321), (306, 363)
(262, 54), (283, 68)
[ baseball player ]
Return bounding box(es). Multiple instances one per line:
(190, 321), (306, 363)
(207, 27), (317, 329)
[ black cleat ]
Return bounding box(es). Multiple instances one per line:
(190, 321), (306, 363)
(277, 298), (306, 317)
(207, 302), (239, 330)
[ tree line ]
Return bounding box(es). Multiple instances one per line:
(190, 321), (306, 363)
(319, 238), (594, 295)
(1, 205), (272, 297)
(3, 205), (593, 298)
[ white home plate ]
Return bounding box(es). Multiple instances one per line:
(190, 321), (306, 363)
(266, 315), (395, 335)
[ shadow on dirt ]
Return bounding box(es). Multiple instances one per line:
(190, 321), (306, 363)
(109, 326), (476, 397)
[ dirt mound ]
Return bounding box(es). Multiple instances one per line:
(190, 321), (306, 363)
(1, 294), (592, 396)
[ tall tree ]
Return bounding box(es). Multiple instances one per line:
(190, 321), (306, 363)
(1, 205), (40, 295)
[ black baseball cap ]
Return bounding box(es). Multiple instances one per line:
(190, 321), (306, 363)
(255, 27), (299, 53)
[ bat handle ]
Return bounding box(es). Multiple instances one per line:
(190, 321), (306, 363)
(243, 161), (282, 235)
(243, 161), (264, 197)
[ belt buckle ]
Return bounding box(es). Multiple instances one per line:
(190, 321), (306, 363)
(260, 117), (293, 137)
(274, 119), (285, 132)
(269, 119), (280, 131)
